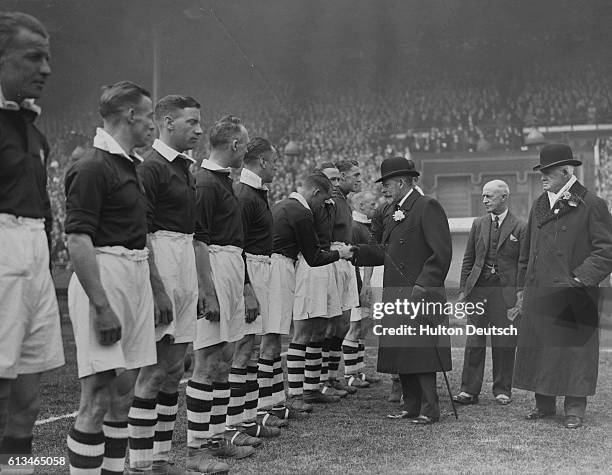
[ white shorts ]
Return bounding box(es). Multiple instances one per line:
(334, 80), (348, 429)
(68, 246), (156, 378)
(293, 255), (341, 320)
(194, 245), (253, 349)
(266, 253), (296, 335)
(150, 231), (198, 344)
(245, 253), (266, 336)
(0, 214), (65, 378)
(331, 243), (360, 312)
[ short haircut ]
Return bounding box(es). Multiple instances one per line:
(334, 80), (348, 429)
(244, 137), (273, 164)
(209, 114), (243, 149)
(154, 95), (200, 121)
(303, 171), (332, 194)
(319, 161), (337, 170)
(335, 159), (359, 173)
(99, 81), (151, 120)
(352, 190), (376, 207)
(0, 12), (48, 58)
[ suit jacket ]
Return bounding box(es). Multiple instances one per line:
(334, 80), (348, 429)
(460, 212), (526, 307)
(513, 180), (612, 396)
(355, 191), (452, 374)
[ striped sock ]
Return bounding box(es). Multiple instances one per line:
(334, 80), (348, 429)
(244, 365), (259, 422)
(257, 357), (274, 409)
(329, 337), (343, 380)
(226, 368), (247, 427)
(101, 420), (128, 474)
(271, 356), (286, 406)
(186, 380), (213, 448)
(210, 381), (230, 437)
(153, 391), (178, 464)
(320, 339), (330, 384)
(304, 341), (322, 391)
(342, 339), (359, 376)
(287, 343), (306, 397)
(357, 339), (366, 372)
(67, 427), (104, 474)
(128, 396), (157, 471)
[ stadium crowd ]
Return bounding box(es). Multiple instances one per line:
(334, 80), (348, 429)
(40, 62), (612, 269)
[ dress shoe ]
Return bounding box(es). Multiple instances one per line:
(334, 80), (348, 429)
(453, 392), (479, 405)
(525, 408), (556, 420)
(387, 410), (418, 419)
(563, 415), (583, 429)
(411, 415), (439, 425)
(495, 394), (512, 405)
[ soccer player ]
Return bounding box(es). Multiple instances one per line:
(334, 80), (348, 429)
(65, 81), (156, 474)
(321, 161), (367, 391)
(234, 137), (287, 432)
(126, 95), (204, 474)
(272, 172), (353, 413)
(187, 116), (260, 469)
(0, 12), (65, 471)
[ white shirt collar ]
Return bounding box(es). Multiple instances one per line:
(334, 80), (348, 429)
(397, 185), (424, 208)
(547, 175), (577, 209)
(491, 208), (509, 225)
(240, 168), (268, 191)
(289, 192), (311, 211)
(352, 210), (371, 224)
(201, 158), (231, 173)
(93, 127), (143, 162)
(398, 188), (414, 207)
(152, 138), (195, 163)
(0, 86), (41, 116)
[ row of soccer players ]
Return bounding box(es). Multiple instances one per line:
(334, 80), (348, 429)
(61, 84), (380, 474)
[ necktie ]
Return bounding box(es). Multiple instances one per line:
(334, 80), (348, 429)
(494, 216), (500, 230)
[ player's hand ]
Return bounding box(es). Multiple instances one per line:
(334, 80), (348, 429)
(360, 283), (372, 308)
(411, 284), (427, 301)
(197, 285), (220, 322)
(154, 288), (174, 327)
(337, 244), (353, 260)
(244, 283), (260, 323)
(94, 304), (122, 346)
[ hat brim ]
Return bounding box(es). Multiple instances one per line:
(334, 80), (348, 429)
(375, 169), (420, 183)
(534, 159), (582, 171)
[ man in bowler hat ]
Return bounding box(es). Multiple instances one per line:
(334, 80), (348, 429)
(514, 143), (612, 428)
(352, 157), (452, 424)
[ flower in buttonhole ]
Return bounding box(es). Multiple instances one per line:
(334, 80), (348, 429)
(393, 210), (406, 222)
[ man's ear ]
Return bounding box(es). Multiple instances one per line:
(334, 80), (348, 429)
(126, 108), (136, 124)
(232, 139), (238, 151)
(164, 115), (174, 130)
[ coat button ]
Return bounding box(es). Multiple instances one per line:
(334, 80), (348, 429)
(399, 239), (405, 245)
(553, 277), (559, 283)
(399, 263), (405, 270)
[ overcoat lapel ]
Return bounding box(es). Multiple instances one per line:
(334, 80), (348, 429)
(382, 191), (421, 244)
(536, 181), (588, 228)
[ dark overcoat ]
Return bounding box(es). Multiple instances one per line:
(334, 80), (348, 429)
(355, 191), (452, 374)
(514, 181), (612, 396)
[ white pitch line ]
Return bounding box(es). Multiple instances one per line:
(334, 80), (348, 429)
(35, 351), (291, 426)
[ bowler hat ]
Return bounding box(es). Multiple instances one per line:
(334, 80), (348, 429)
(375, 156), (420, 183)
(534, 143), (582, 171)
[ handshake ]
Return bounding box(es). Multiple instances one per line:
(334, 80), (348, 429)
(332, 243), (357, 260)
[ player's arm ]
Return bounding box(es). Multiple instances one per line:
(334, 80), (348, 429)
(138, 162), (173, 326)
(239, 195), (259, 322)
(295, 215), (345, 266)
(194, 178), (220, 321)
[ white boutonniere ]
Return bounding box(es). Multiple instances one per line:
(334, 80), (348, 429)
(393, 210), (406, 222)
(560, 191), (581, 208)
